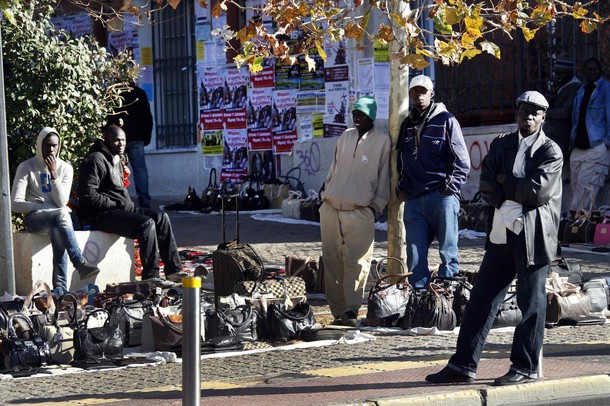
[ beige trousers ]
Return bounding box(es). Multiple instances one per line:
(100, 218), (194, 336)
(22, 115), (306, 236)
(570, 144), (610, 210)
(320, 203), (375, 318)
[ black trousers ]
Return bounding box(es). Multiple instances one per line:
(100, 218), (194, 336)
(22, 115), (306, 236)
(88, 208), (182, 279)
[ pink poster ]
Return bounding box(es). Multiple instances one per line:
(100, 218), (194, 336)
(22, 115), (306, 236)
(272, 90), (298, 154)
(250, 59), (275, 88)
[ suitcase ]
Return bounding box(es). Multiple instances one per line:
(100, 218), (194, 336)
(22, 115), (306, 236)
(213, 195), (265, 304)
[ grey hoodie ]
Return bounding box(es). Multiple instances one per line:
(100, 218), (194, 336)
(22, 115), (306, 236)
(11, 127), (73, 214)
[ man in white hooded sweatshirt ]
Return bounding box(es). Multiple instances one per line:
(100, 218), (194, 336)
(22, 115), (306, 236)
(11, 127), (100, 294)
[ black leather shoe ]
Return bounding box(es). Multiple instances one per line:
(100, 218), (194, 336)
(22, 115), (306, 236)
(143, 277), (176, 289)
(425, 366), (474, 383)
(493, 371), (535, 386)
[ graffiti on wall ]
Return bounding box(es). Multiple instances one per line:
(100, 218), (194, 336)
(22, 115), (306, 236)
(295, 140), (322, 176)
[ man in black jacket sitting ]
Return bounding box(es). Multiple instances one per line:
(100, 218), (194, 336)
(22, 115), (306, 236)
(78, 125), (185, 287)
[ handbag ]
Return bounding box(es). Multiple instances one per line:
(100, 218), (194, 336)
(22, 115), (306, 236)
(582, 280), (608, 313)
(492, 292), (523, 328)
(593, 210), (610, 246)
(0, 313), (52, 373)
(108, 296), (153, 347)
(264, 181), (290, 209)
(281, 190), (303, 219)
(240, 176), (270, 211)
(200, 167), (221, 212)
(279, 167), (306, 197)
(165, 186), (203, 211)
(216, 179), (239, 211)
(364, 257), (413, 327)
(285, 256), (319, 293)
(234, 276), (307, 299)
(73, 309), (124, 360)
(213, 241), (266, 298)
(21, 280), (55, 333)
(148, 310), (183, 352)
(299, 189), (323, 222)
(205, 305), (260, 342)
(410, 283), (457, 330)
(561, 215), (596, 243)
(266, 302), (316, 342)
(459, 192), (490, 232)
(546, 274), (591, 323)
(38, 293), (80, 365)
(548, 258), (583, 285)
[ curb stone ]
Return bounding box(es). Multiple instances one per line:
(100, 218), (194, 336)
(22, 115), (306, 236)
(336, 375), (610, 406)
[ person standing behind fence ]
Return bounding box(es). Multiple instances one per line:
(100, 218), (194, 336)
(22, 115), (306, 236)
(425, 91), (562, 386)
(543, 55), (581, 166)
(320, 96), (391, 327)
(396, 74), (470, 290)
(569, 58), (610, 212)
(11, 128), (100, 294)
(110, 82), (154, 209)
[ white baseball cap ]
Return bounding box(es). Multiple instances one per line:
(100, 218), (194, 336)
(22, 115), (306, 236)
(409, 75), (434, 91)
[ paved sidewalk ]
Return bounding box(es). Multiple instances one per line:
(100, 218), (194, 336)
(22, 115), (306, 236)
(1, 200), (608, 405)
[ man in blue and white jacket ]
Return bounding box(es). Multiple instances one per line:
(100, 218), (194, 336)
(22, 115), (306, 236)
(396, 75), (470, 289)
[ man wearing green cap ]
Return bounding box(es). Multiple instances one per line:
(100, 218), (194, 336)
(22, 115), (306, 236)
(320, 96), (391, 327)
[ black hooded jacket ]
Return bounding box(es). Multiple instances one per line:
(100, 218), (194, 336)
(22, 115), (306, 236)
(78, 139), (134, 220)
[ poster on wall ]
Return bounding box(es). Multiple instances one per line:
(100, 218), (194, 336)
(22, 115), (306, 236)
(223, 67), (249, 129)
(200, 68), (226, 130)
(221, 129), (249, 181)
(251, 58), (275, 88)
(272, 89), (298, 154)
(247, 87), (273, 150)
(248, 150), (277, 181)
(323, 80), (349, 137)
(201, 129), (223, 155)
(51, 13), (93, 38)
(299, 49), (325, 90)
(358, 58), (374, 92)
(324, 39), (348, 67)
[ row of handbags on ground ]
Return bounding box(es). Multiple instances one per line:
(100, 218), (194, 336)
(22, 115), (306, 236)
(558, 206), (610, 246)
(169, 167), (308, 213)
(281, 188), (323, 222)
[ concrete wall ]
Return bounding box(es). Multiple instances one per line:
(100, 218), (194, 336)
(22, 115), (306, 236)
(13, 231), (134, 295)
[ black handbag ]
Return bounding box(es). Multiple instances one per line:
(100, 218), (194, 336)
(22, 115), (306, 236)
(548, 258), (583, 285)
(108, 297), (153, 347)
(299, 189), (323, 222)
(267, 302), (316, 342)
(0, 313), (52, 373)
(205, 305), (260, 342)
(410, 283), (457, 331)
(73, 309), (124, 361)
(216, 179), (239, 211)
(201, 167), (221, 211)
(240, 176), (270, 211)
(364, 257), (413, 327)
(492, 292), (523, 327)
(165, 186), (203, 211)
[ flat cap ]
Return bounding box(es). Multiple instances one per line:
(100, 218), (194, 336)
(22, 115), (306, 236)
(516, 91), (549, 111)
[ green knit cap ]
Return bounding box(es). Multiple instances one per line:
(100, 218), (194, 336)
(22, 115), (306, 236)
(353, 96), (377, 121)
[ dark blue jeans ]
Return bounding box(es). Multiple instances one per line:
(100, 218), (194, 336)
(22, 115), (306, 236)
(448, 230), (548, 378)
(25, 208), (85, 291)
(126, 141), (151, 208)
(404, 190), (460, 288)
(87, 208), (181, 279)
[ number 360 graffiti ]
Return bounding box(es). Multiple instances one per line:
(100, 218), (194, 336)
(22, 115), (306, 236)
(295, 141), (322, 176)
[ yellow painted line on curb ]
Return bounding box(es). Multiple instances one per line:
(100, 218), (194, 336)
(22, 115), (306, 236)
(202, 380), (246, 389)
(306, 359), (446, 377)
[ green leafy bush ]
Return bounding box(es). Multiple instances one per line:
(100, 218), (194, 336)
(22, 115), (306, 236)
(2, 0), (138, 229)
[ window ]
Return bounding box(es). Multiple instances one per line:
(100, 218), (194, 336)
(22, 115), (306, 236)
(152, 0), (198, 148)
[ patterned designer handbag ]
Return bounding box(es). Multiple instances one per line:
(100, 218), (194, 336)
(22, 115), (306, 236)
(213, 242), (266, 297)
(234, 276), (306, 299)
(38, 293), (80, 365)
(364, 257), (413, 327)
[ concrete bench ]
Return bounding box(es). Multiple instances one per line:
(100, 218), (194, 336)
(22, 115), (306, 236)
(13, 231), (135, 295)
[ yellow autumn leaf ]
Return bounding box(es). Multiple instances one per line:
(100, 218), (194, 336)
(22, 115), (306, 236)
(345, 22), (364, 40)
(580, 20), (597, 33)
(168, 0), (181, 10)
(250, 60), (263, 74)
(377, 24), (394, 42)
(401, 54), (430, 70)
(480, 40), (501, 59)
(572, 3), (588, 19)
(315, 41), (327, 61)
(417, 48), (435, 58)
(521, 26), (538, 41)
(198, 0), (207, 9)
(445, 7), (462, 25)
(460, 48), (481, 62)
